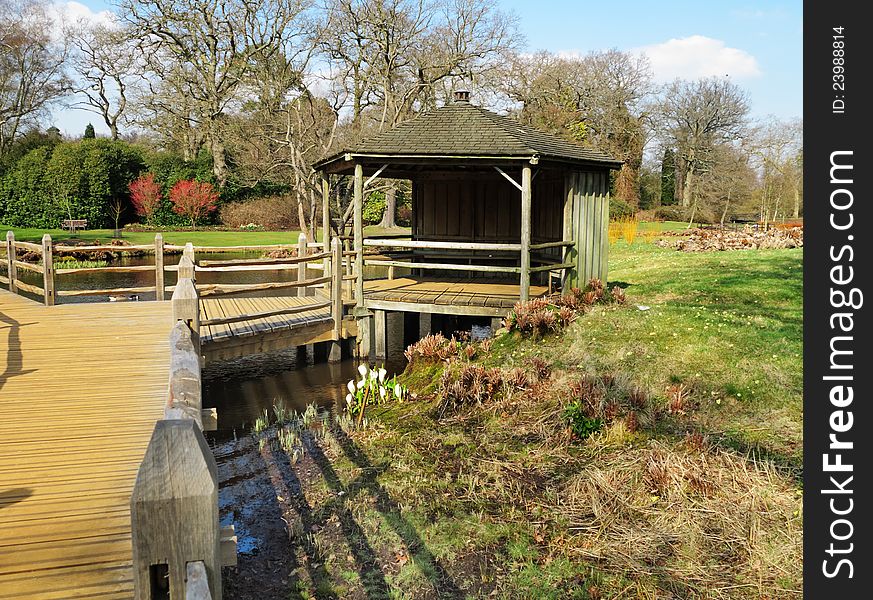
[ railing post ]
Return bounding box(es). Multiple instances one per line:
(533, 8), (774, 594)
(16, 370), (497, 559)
(41, 234), (54, 306)
(173, 258), (200, 356)
(154, 234), (165, 301)
(178, 253), (196, 280)
(130, 419), (220, 600)
(344, 238), (353, 298)
(329, 237), (343, 362)
(297, 233), (307, 297)
(5, 231), (15, 292)
(321, 173), (330, 277)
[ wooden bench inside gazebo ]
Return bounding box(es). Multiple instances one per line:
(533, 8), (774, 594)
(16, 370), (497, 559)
(314, 91), (621, 357)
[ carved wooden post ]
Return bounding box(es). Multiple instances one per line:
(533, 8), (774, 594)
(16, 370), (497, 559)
(130, 419), (220, 600)
(297, 233), (307, 297)
(520, 165), (532, 302)
(41, 234), (54, 306)
(329, 237), (343, 362)
(373, 310), (386, 360)
(5, 231), (15, 291)
(154, 234), (165, 300)
(177, 254), (196, 280)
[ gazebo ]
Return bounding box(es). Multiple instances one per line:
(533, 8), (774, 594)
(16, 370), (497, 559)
(314, 91), (621, 357)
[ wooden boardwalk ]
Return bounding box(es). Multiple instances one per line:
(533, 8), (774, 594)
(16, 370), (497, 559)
(0, 290), (173, 599)
(200, 292), (352, 362)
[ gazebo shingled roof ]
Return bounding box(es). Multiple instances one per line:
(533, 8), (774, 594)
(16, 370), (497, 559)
(314, 97), (622, 171)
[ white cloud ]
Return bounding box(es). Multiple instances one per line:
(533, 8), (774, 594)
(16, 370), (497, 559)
(48, 1), (117, 37)
(635, 35), (762, 82)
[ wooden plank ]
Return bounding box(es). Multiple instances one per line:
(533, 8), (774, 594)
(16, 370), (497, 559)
(0, 290), (172, 598)
(12, 260), (42, 273)
(363, 239), (521, 251)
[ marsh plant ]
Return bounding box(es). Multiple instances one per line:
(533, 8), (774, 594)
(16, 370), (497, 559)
(344, 364), (408, 427)
(251, 401), (321, 463)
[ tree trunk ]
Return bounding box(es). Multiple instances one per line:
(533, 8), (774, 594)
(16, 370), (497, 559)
(681, 167), (694, 208)
(687, 198), (697, 229)
(297, 199), (311, 241)
(379, 187), (397, 228)
(720, 189), (732, 226)
(793, 187), (800, 218)
(210, 135), (229, 187)
(110, 122), (119, 141)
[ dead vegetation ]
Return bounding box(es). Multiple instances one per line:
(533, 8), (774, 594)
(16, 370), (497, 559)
(656, 226), (803, 252)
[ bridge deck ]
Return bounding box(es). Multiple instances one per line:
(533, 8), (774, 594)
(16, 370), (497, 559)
(0, 290), (172, 599)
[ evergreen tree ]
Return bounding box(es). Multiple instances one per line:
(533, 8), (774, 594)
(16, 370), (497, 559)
(83, 123), (96, 139)
(660, 148), (676, 206)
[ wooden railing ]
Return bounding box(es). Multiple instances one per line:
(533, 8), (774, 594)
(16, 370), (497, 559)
(359, 237), (575, 301)
(129, 273), (234, 600)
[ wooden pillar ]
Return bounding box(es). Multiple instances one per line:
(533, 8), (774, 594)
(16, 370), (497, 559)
(41, 234), (54, 306)
(5, 231), (15, 292)
(297, 233), (307, 297)
(154, 233), (165, 300)
(419, 312), (432, 339)
(353, 163), (364, 304)
(520, 165), (532, 302)
(329, 237), (343, 362)
(321, 173), (331, 276)
(357, 315), (373, 360)
(373, 310), (386, 360)
(490, 317), (502, 334)
(561, 173), (576, 292)
(177, 254), (196, 280)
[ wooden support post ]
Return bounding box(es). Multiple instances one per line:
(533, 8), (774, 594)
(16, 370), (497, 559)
(297, 233), (307, 297)
(561, 173), (576, 292)
(183, 241), (195, 262)
(358, 313), (373, 360)
(321, 173), (330, 276)
(491, 317), (502, 334)
(373, 310), (386, 360)
(388, 265), (395, 281)
(330, 237), (343, 362)
(344, 238), (353, 297)
(41, 234), (54, 306)
(154, 233), (165, 301)
(520, 165), (532, 302)
(419, 312), (432, 340)
(130, 419), (220, 600)
(5, 231), (15, 291)
(354, 163), (364, 304)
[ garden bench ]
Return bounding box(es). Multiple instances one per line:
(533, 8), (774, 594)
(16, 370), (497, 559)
(61, 219), (88, 233)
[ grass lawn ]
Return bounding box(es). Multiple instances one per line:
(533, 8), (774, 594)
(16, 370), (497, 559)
(265, 238), (803, 598)
(0, 224), (411, 247)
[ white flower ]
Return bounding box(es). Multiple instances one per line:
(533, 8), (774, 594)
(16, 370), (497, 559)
(369, 370), (377, 380)
(345, 393), (353, 403)
(394, 383), (403, 398)
(379, 387), (387, 399)
(358, 364), (368, 376)
(347, 381), (355, 394)
(378, 368), (387, 382)
(356, 379), (366, 389)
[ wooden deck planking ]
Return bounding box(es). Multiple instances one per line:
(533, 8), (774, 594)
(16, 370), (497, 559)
(0, 290), (172, 599)
(363, 277), (547, 309)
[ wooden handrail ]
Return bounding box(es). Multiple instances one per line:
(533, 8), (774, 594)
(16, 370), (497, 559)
(196, 275), (331, 297)
(529, 240), (574, 250)
(528, 262), (574, 273)
(12, 240), (42, 252)
(365, 258), (520, 274)
(364, 238), (523, 251)
(53, 243), (155, 253)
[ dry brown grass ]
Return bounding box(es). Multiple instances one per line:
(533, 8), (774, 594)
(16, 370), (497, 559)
(555, 439), (802, 598)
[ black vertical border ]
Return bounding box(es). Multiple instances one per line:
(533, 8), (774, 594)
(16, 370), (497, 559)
(804, 0), (870, 595)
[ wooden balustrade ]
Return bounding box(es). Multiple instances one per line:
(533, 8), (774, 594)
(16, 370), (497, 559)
(130, 273), (232, 600)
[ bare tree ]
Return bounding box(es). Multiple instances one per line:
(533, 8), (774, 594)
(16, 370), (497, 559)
(747, 118), (802, 226)
(0, 0), (70, 155)
(68, 20), (138, 140)
(119, 0), (315, 186)
(497, 49), (652, 207)
(655, 77), (749, 213)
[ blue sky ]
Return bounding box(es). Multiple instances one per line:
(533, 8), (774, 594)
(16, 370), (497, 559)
(53, 1), (802, 136)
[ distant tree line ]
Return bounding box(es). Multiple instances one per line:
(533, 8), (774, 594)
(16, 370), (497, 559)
(1, 0), (802, 231)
